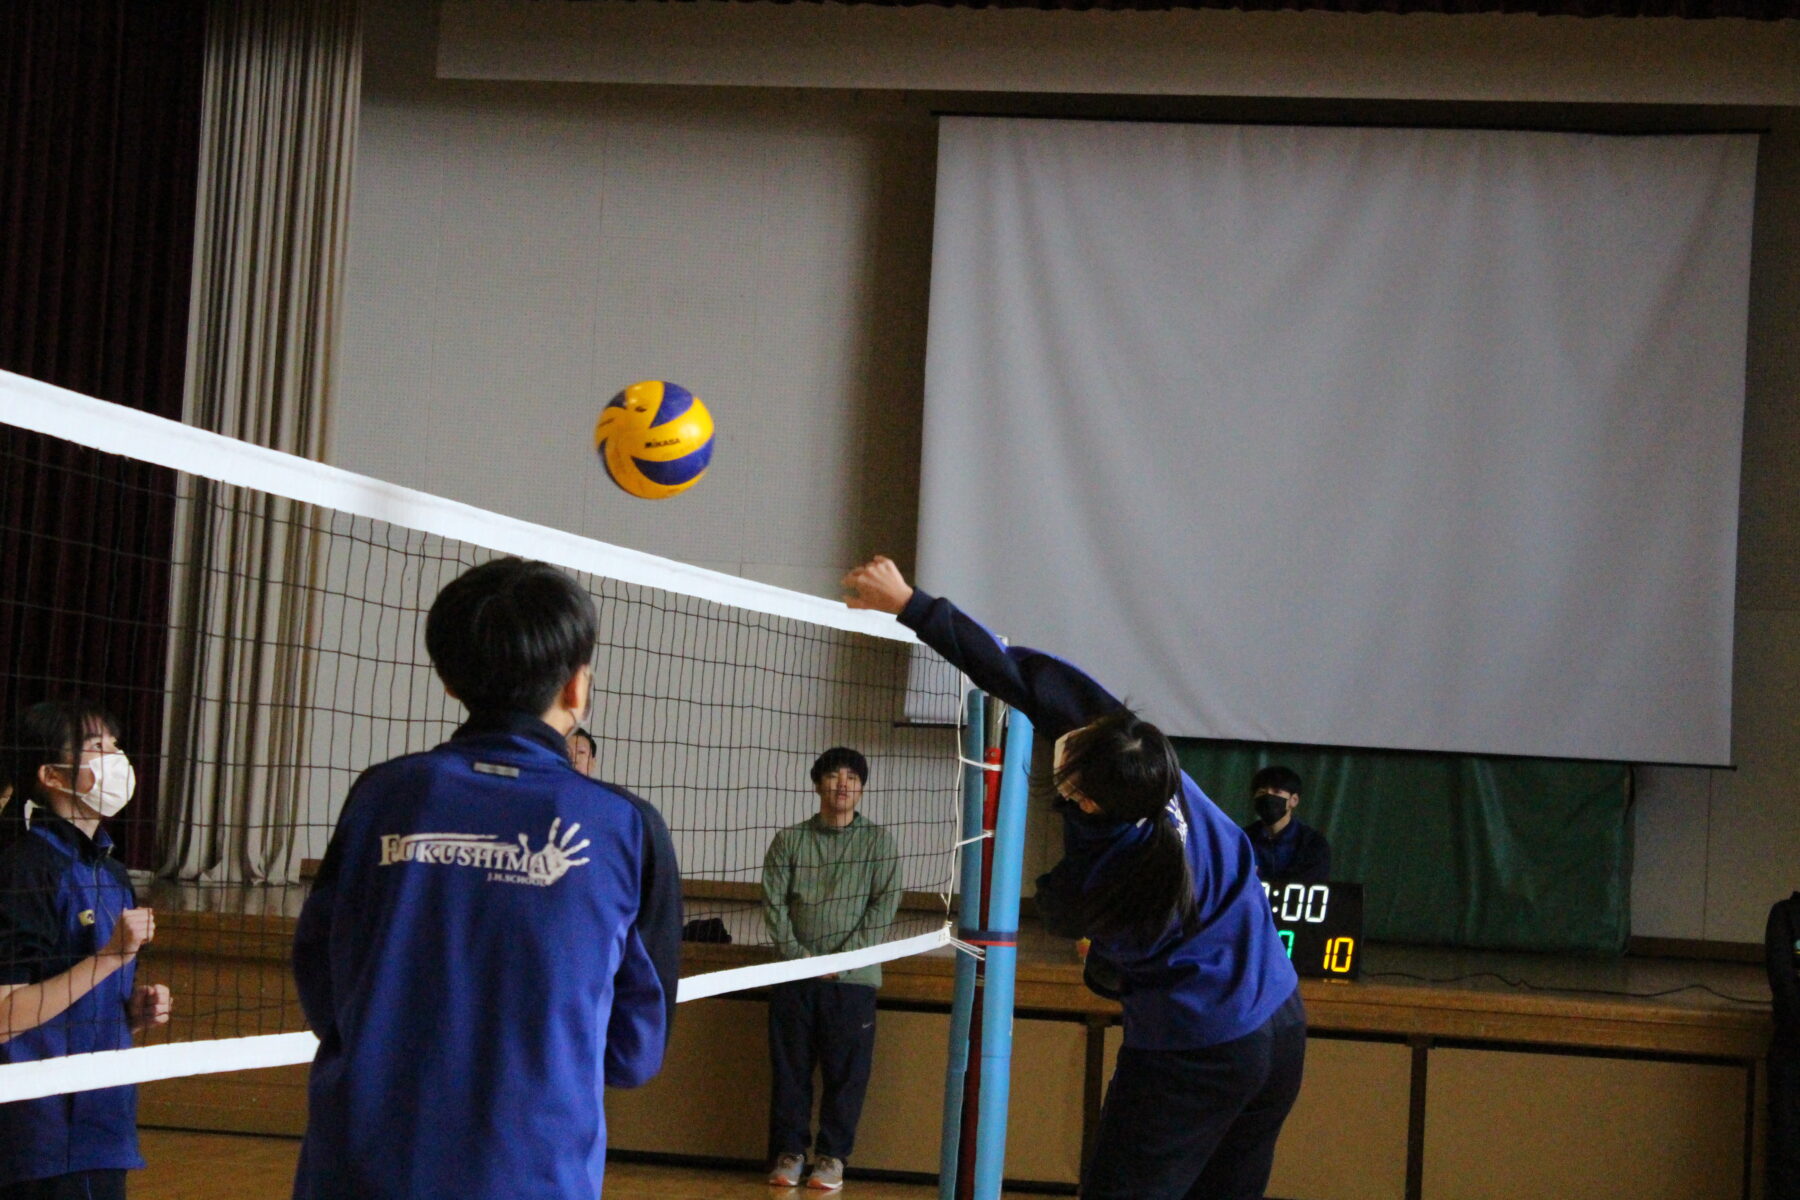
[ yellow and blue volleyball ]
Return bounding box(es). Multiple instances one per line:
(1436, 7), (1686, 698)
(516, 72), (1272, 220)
(594, 380), (715, 500)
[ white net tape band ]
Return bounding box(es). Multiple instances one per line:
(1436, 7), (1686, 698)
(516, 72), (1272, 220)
(673, 924), (951, 1002)
(0, 1033), (321, 1106)
(0, 370), (912, 643)
(0, 926), (953, 1103)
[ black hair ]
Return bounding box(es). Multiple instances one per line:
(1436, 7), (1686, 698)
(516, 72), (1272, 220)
(2, 700), (119, 845)
(1251, 765), (1303, 796)
(424, 557), (597, 717)
(810, 747), (869, 785)
(569, 727), (597, 756)
(1054, 709), (1195, 946)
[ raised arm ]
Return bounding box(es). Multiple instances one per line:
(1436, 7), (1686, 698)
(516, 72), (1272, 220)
(842, 556), (1122, 739)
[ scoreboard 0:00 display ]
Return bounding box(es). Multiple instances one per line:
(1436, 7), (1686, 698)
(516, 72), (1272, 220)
(1262, 881), (1365, 980)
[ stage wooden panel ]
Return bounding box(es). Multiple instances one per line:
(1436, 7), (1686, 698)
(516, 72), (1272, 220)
(1264, 1038), (1413, 1200)
(132, 890), (1774, 1198)
(1423, 1049), (1749, 1200)
(605, 1000), (1088, 1185)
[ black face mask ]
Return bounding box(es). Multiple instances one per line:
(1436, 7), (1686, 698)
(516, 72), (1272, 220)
(1254, 793), (1290, 825)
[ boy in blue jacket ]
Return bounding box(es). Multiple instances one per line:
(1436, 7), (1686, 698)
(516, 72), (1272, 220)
(292, 557), (682, 1200)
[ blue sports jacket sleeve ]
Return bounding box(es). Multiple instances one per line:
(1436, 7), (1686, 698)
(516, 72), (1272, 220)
(604, 792), (680, 1087)
(900, 586), (1139, 929)
(625, 794), (682, 1042)
(604, 924), (668, 1088)
(292, 865), (334, 1041)
(293, 780), (363, 1042)
(897, 588), (1124, 740)
(1034, 853), (1093, 939)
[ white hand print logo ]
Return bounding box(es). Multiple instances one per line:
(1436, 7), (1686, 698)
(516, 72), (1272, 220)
(522, 818), (591, 886)
(379, 819), (594, 886)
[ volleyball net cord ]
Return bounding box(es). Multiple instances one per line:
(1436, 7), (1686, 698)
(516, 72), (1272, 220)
(0, 369), (967, 1102)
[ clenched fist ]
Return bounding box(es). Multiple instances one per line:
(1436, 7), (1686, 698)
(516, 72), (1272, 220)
(102, 908), (155, 961)
(841, 556), (913, 615)
(129, 983), (173, 1033)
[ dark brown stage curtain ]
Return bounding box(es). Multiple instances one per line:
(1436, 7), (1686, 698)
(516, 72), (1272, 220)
(0, 0), (208, 868)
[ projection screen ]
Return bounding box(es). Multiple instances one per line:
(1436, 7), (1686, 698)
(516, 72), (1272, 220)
(916, 118), (1756, 765)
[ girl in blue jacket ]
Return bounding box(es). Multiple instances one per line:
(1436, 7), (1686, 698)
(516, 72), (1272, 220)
(0, 700), (172, 1200)
(844, 557), (1305, 1200)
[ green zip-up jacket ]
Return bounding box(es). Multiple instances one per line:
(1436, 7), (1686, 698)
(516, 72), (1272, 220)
(761, 813), (902, 988)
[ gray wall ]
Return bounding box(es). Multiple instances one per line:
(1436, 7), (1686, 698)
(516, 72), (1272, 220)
(334, 0), (1800, 942)
(336, 10), (934, 597)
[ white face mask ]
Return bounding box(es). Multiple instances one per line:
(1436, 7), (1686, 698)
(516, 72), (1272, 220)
(60, 751), (136, 819)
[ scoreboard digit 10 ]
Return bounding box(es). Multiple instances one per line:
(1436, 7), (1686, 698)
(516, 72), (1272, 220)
(1264, 881), (1364, 980)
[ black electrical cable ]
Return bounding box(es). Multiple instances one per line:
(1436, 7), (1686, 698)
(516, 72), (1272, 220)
(1365, 970), (1769, 1007)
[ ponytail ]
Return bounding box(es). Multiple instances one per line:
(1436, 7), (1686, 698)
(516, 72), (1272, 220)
(1083, 811), (1195, 946)
(1054, 709), (1196, 946)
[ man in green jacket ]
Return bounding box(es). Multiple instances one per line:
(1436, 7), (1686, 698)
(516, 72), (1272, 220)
(762, 747), (901, 1192)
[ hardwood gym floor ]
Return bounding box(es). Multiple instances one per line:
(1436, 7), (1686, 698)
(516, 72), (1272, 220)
(134, 1130), (1069, 1199)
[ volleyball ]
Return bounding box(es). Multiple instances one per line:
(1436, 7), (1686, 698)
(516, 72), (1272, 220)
(595, 380), (715, 500)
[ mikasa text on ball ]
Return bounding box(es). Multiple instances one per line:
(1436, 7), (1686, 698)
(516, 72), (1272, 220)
(595, 380), (715, 500)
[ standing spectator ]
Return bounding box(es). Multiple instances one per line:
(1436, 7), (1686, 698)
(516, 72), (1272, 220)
(762, 748), (901, 1192)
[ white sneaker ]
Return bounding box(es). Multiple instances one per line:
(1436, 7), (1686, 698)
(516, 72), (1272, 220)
(806, 1156), (845, 1191)
(768, 1153), (806, 1188)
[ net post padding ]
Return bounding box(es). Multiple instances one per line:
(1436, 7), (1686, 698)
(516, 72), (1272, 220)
(970, 708), (1033, 1200)
(939, 689), (986, 1200)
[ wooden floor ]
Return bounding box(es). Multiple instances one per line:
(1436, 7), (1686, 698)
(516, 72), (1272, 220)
(134, 1130), (1066, 1199)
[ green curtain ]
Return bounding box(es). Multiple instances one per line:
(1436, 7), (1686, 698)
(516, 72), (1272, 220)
(1175, 739), (1633, 954)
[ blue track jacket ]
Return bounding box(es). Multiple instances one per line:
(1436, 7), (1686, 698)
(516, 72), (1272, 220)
(0, 813), (141, 1185)
(292, 712), (682, 1200)
(900, 589), (1297, 1051)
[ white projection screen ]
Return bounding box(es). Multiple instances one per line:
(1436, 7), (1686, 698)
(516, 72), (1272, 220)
(917, 117), (1757, 765)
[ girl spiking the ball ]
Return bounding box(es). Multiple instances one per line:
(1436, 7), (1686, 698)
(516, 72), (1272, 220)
(844, 557), (1304, 1200)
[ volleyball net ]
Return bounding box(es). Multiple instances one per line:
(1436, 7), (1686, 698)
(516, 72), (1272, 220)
(0, 370), (966, 1102)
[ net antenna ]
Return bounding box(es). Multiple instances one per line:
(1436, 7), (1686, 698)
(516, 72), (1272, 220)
(0, 369), (964, 1102)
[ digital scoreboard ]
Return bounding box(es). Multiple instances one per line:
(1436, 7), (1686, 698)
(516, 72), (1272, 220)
(1264, 881), (1363, 980)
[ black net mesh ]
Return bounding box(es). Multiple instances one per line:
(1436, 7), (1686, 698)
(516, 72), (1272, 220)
(0, 419), (960, 1069)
